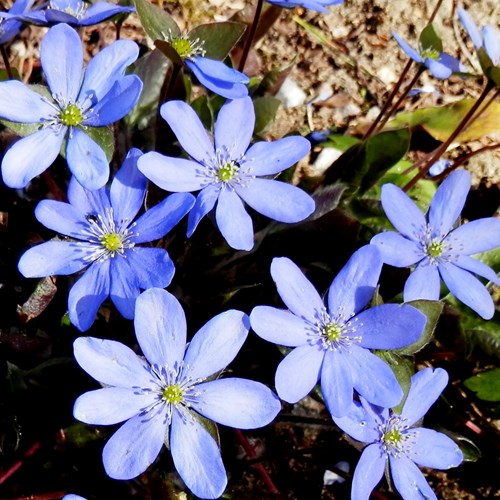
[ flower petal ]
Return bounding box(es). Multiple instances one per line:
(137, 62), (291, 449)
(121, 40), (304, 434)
(124, 248), (175, 289)
(439, 261), (494, 319)
(403, 262), (441, 301)
(35, 200), (87, 239)
(356, 303), (425, 349)
(103, 406), (168, 480)
(74, 387), (156, 425)
(483, 26), (500, 66)
(1, 127), (64, 188)
(132, 192), (195, 244)
(109, 257), (140, 319)
(187, 184), (220, 237)
(408, 428), (463, 469)
(425, 58), (452, 79)
(242, 136), (311, 176)
(214, 97), (254, 158)
(457, 8), (482, 48)
(250, 306), (310, 346)
(392, 32), (423, 62)
(184, 310), (249, 381)
(454, 254), (500, 285)
(390, 455), (437, 500)
(138, 153), (208, 192)
(380, 183), (426, 240)
(215, 188), (254, 250)
(170, 409), (227, 499)
(81, 2), (135, 25)
(370, 232), (422, 267)
(448, 217), (500, 255)
(270, 257), (324, 324)
(134, 288), (186, 367)
(192, 378), (280, 429)
(235, 178), (315, 223)
(18, 241), (88, 277)
(160, 100), (214, 164)
(67, 176), (111, 215)
(429, 169), (470, 238)
(331, 400), (380, 443)
(352, 444), (386, 500)
(0, 80), (54, 122)
(275, 344), (324, 403)
(41, 23), (83, 102)
(66, 128), (109, 190)
(321, 349), (354, 418)
(68, 260), (111, 331)
(73, 336), (152, 388)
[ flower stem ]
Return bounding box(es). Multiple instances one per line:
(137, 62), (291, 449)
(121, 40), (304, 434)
(0, 44), (14, 80)
(238, 0), (265, 72)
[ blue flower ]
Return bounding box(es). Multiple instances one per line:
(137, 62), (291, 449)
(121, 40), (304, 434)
(0, 23), (141, 189)
(0, 0), (134, 27)
(17, 149), (195, 331)
(249, 246), (426, 417)
(392, 32), (464, 79)
(332, 367), (463, 500)
(0, 0), (35, 45)
(138, 97), (315, 251)
(266, 0), (343, 14)
(62, 496), (87, 500)
(371, 169), (500, 319)
(73, 288), (281, 498)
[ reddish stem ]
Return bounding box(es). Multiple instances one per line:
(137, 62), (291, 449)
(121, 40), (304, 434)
(0, 441), (41, 486)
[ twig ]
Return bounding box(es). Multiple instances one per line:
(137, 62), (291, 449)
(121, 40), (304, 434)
(237, 0), (264, 72)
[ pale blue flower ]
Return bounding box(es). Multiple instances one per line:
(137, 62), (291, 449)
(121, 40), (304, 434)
(18, 149), (195, 331)
(0, 0), (35, 44)
(332, 367), (463, 500)
(371, 169), (500, 319)
(0, 23), (141, 189)
(138, 97), (315, 251)
(266, 0), (343, 14)
(250, 246), (426, 417)
(73, 288), (281, 498)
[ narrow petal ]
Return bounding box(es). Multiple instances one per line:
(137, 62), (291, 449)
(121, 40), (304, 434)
(403, 263), (441, 301)
(439, 262), (494, 319)
(67, 176), (111, 215)
(103, 407), (168, 480)
(192, 378), (280, 429)
(270, 257), (324, 324)
(390, 456), (437, 500)
(356, 303), (426, 349)
(275, 344), (324, 403)
(457, 8), (482, 48)
(34, 200), (87, 239)
(73, 336), (152, 388)
(454, 255), (500, 285)
(183, 310), (249, 381)
(392, 32), (423, 63)
(214, 97), (254, 158)
(429, 169), (470, 238)
(331, 401), (380, 443)
(370, 232), (422, 267)
(132, 192), (195, 244)
(437, 52), (466, 73)
(448, 218), (500, 255)
(187, 185), (220, 237)
(484, 26), (500, 66)
(408, 428), (463, 469)
(160, 100), (214, 164)
(328, 245), (382, 316)
(0, 80), (54, 122)
(170, 409), (227, 500)
(126, 248), (175, 289)
(79, 39), (139, 103)
(380, 183), (426, 240)
(134, 288), (186, 367)
(68, 260), (111, 331)
(425, 58), (452, 79)
(74, 387), (157, 425)
(321, 350), (354, 418)
(18, 241), (87, 277)
(81, 2), (135, 25)
(349, 345), (403, 409)
(1, 127), (64, 188)
(190, 57), (249, 84)
(66, 128), (109, 190)
(242, 136), (311, 176)
(109, 148), (146, 224)
(235, 179), (315, 223)
(352, 444), (386, 500)
(215, 188), (254, 250)
(109, 257), (140, 319)
(250, 306), (310, 347)
(137, 152), (209, 192)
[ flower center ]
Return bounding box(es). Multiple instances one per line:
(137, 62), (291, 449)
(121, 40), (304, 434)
(426, 239), (444, 258)
(379, 415), (414, 458)
(162, 384), (184, 405)
(59, 103), (84, 126)
(101, 233), (123, 252)
(420, 47), (440, 60)
(50, 0), (87, 19)
(217, 161), (240, 182)
(310, 308), (362, 351)
(169, 34), (206, 60)
(383, 428), (403, 447)
(323, 322), (343, 342)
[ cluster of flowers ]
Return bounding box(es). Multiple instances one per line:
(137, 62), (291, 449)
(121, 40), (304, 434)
(1, 1), (499, 499)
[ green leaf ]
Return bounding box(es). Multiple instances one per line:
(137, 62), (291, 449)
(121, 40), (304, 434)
(84, 126), (114, 162)
(394, 300), (443, 355)
(0, 68), (20, 81)
(464, 368), (500, 402)
(189, 22), (246, 60)
(253, 96), (281, 134)
(419, 23), (443, 53)
(134, 0), (180, 41)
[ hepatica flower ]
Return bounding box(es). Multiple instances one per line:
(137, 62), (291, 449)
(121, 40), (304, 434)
(73, 288), (281, 498)
(371, 169), (500, 319)
(266, 0), (343, 14)
(0, 23), (141, 189)
(138, 97), (315, 251)
(392, 32), (464, 79)
(332, 368), (463, 500)
(18, 149), (195, 331)
(250, 246), (426, 417)
(0, 0), (35, 45)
